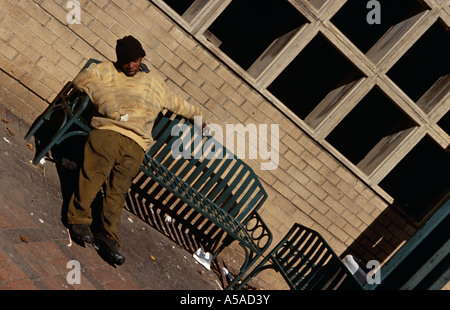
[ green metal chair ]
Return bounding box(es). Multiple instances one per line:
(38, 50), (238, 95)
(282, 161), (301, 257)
(25, 59), (101, 165)
(236, 223), (364, 290)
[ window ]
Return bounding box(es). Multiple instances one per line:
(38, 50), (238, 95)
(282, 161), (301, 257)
(325, 87), (417, 175)
(438, 111), (450, 136)
(162, 0), (196, 15)
(387, 20), (450, 108)
(206, 0), (307, 75)
(267, 33), (363, 127)
(331, 0), (429, 54)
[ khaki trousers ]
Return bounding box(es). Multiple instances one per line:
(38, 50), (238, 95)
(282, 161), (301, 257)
(67, 129), (145, 245)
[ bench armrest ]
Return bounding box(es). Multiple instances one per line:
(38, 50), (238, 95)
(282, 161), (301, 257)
(243, 211), (273, 254)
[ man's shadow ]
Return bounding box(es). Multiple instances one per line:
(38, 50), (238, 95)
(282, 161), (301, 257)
(32, 123), (117, 266)
(52, 137), (122, 263)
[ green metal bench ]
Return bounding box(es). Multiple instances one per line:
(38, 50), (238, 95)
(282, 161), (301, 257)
(236, 223), (363, 290)
(24, 58), (273, 290)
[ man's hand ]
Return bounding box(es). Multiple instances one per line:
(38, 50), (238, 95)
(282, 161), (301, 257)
(194, 121), (208, 135)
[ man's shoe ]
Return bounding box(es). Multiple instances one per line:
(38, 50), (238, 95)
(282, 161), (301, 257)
(94, 232), (125, 265)
(69, 224), (94, 244)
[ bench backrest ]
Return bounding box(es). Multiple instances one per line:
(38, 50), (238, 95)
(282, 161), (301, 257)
(146, 112), (268, 224)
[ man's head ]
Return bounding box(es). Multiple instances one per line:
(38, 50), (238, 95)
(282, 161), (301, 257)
(115, 35), (146, 77)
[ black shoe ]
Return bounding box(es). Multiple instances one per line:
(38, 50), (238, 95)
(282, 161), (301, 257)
(94, 232), (125, 265)
(69, 224), (94, 244)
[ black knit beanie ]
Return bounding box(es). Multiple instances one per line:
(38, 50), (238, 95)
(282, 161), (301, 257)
(115, 36), (146, 65)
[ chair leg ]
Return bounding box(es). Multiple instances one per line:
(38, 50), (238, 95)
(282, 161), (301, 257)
(234, 258), (274, 290)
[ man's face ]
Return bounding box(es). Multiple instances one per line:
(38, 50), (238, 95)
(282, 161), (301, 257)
(120, 57), (143, 77)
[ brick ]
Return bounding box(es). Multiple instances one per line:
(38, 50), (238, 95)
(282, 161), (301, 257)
(204, 100), (229, 121)
(57, 57), (82, 78)
(1, 0), (29, 24)
(40, 0), (69, 24)
(152, 26), (179, 51)
(201, 82), (228, 105)
(89, 20), (118, 46)
(316, 150), (340, 171)
(328, 224), (350, 243)
(183, 81), (209, 104)
(8, 38), (37, 63)
(237, 84), (262, 106)
(272, 180), (296, 200)
(325, 209), (347, 227)
(84, 1), (115, 28)
(303, 164), (326, 185)
(17, 0), (50, 25)
(215, 66), (239, 88)
(0, 41), (18, 60)
(21, 74), (53, 100)
(104, 2), (134, 30)
(25, 16), (58, 44)
(72, 39), (95, 58)
(131, 0), (152, 11)
(93, 39), (115, 61)
(52, 38), (84, 66)
(336, 180), (359, 200)
(318, 164), (340, 185)
(173, 45), (202, 71)
(160, 62), (187, 87)
(298, 134), (321, 155)
(110, 0), (131, 11)
(129, 24), (158, 50)
(198, 64), (224, 88)
(0, 54), (25, 79)
(0, 25), (13, 41)
(30, 36), (62, 64)
(342, 210), (363, 229)
(310, 210), (331, 229)
(220, 83), (245, 106)
(321, 180), (343, 198)
(37, 57), (67, 81)
(307, 194), (329, 215)
(145, 5), (173, 32)
(109, 22), (128, 39)
(300, 150), (323, 170)
(154, 44), (182, 68)
(335, 166), (357, 186)
(126, 4), (155, 32)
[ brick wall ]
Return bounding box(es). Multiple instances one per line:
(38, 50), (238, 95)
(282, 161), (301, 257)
(0, 0), (421, 289)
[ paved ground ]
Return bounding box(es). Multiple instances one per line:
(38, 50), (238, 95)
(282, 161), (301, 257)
(0, 102), (227, 290)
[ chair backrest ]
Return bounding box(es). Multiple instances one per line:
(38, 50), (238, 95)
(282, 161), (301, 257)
(146, 112), (268, 224)
(272, 223), (363, 290)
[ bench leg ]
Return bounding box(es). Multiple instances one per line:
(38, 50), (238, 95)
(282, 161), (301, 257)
(215, 241), (263, 290)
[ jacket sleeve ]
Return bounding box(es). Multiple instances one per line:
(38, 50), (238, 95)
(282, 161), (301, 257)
(162, 84), (202, 121)
(72, 62), (121, 120)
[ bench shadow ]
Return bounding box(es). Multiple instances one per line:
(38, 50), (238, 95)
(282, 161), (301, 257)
(125, 171), (229, 256)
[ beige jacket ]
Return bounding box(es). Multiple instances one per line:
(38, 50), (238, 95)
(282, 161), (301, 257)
(73, 61), (202, 152)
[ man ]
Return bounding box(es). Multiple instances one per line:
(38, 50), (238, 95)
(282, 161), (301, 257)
(67, 36), (205, 265)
